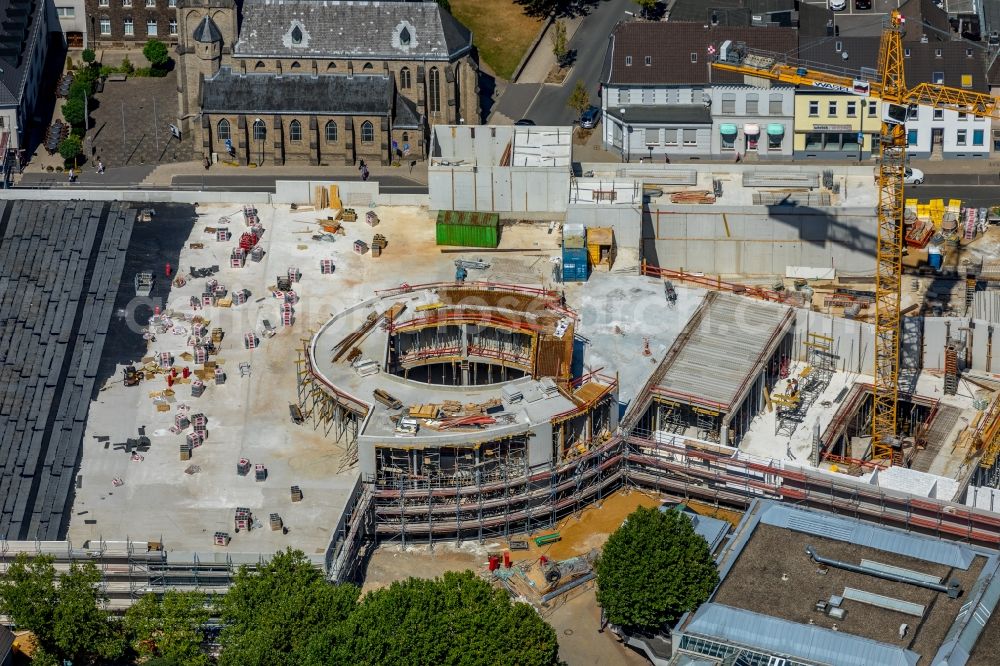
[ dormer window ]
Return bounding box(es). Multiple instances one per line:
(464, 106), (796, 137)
(625, 56), (632, 66)
(904, 48), (911, 57)
(400, 26), (411, 45)
(291, 26), (303, 45)
(934, 48), (942, 58)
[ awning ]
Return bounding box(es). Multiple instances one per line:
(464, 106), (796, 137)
(744, 124), (760, 135)
(720, 123), (738, 135)
(767, 123), (785, 136)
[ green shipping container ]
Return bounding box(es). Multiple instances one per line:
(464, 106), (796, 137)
(435, 210), (500, 248)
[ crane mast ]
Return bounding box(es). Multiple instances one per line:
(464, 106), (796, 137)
(710, 10), (1000, 463)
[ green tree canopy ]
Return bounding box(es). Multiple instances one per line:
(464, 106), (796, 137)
(304, 570), (559, 666)
(62, 96), (86, 127)
(551, 20), (568, 66)
(81, 48), (96, 64)
(217, 548), (359, 666)
(568, 81), (590, 116)
(125, 591), (212, 666)
(59, 136), (83, 162)
(636, 0), (659, 16)
(143, 39), (170, 68)
(435, 0), (451, 13)
(596, 506), (719, 632)
(0, 554), (124, 665)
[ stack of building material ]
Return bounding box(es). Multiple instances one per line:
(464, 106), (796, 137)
(670, 190), (716, 204)
(502, 385), (524, 403)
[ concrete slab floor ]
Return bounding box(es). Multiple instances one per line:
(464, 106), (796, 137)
(69, 204), (574, 555)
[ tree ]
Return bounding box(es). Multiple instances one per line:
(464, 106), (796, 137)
(143, 39), (169, 69)
(0, 554), (124, 665)
(551, 20), (568, 67)
(636, 0), (659, 17)
(59, 136), (83, 163)
(82, 48), (96, 64)
(217, 548), (359, 666)
(62, 96), (86, 127)
(125, 591), (212, 666)
(568, 81), (590, 116)
(304, 571), (560, 666)
(596, 506), (719, 632)
(435, 0), (451, 12)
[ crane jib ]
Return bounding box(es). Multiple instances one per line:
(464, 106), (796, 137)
(810, 80), (871, 96)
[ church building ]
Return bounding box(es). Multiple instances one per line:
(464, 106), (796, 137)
(176, 0), (479, 166)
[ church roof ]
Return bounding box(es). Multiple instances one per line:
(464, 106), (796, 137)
(234, 0), (472, 61)
(193, 15), (223, 43)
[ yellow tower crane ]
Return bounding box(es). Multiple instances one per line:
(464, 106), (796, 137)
(712, 10), (1000, 462)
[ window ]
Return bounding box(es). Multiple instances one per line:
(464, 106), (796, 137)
(746, 94), (758, 115)
(56, 6), (75, 17)
(123, 0), (131, 6)
(664, 130), (678, 146)
(124, 18), (133, 35)
(868, 100), (878, 117)
(721, 93), (736, 115)
(291, 61), (301, 69)
(99, 0), (108, 5)
(690, 53), (697, 63)
(961, 74), (973, 89)
(253, 119), (266, 142)
(619, 89), (630, 105)
(402, 132), (408, 142)
(145, 0), (154, 6)
(147, 20), (157, 36)
(933, 109), (944, 121)
(932, 71), (944, 84)
(291, 25), (303, 45)
(808, 101), (819, 117)
(429, 67), (441, 113)
(289, 120), (302, 142)
(721, 131), (735, 150)
(908, 105), (919, 119)
(400, 67), (411, 89)
(625, 56), (632, 66)
(361, 121), (374, 143)
(974, 129), (985, 146)
(100, 18), (111, 34)
(907, 129), (917, 145)
(959, 106), (967, 120)
(325, 121), (337, 142)
(327, 62), (337, 70)
(399, 27), (411, 45)
(169, 0), (176, 6)
(169, 19), (177, 35)
(934, 48), (943, 58)
(363, 62), (373, 71)
(682, 129), (697, 145)
(904, 48), (911, 57)
(644, 56), (651, 66)
(217, 119), (230, 141)
(255, 61), (265, 70)
(644, 128), (658, 144)
(827, 100), (837, 116)
(957, 129), (968, 145)
(846, 101), (856, 117)
(769, 94), (782, 115)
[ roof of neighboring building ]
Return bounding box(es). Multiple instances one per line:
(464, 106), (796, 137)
(661, 503), (731, 555)
(234, 0), (472, 60)
(605, 21), (797, 86)
(0, 625), (12, 662)
(666, 0), (796, 25)
(0, 0), (45, 108)
(676, 500), (1000, 666)
(201, 68), (400, 115)
(604, 105), (712, 125)
(898, 0), (954, 42)
(193, 15), (223, 43)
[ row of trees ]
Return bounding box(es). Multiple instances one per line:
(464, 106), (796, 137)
(0, 549), (560, 665)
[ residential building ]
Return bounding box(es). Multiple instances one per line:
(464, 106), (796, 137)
(177, 0), (479, 166)
(0, 0), (49, 154)
(601, 22), (797, 160)
(85, 0), (179, 47)
(0, 626), (11, 666)
(792, 37), (991, 159)
(50, 0), (87, 47)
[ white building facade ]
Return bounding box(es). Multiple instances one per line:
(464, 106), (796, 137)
(903, 104), (991, 159)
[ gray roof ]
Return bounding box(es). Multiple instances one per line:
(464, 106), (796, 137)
(202, 68), (396, 115)
(683, 603), (921, 666)
(0, 625), (11, 662)
(653, 292), (792, 410)
(235, 0), (472, 60)
(605, 105), (712, 125)
(193, 15), (223, 43)
(662, 503), (731, 555)
(759, 501), (978, 569)
(935, 556), (1000, 665)
(0, 0), (45, 108)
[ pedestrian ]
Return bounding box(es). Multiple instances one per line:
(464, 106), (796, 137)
(203, 157), (210, 170)
(67, 168), (75, 183)
(358, 159), (366, 173)
(664, 154), (670, 164)
(97, 161), (105, 174)
(361, 165), (370, 182)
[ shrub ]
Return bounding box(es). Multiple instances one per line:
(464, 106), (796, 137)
(82, 49), (96, 64)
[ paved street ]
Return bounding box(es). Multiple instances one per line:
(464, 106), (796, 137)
(171, 174), (427, 194)
(493, 0), (641, 125)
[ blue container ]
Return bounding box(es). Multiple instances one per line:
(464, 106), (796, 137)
(928, 252), (943, 270)
(562, 246), (590, 282)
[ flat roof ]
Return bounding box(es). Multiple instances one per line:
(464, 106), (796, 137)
(430, 125), (572, 169)
(653, 292), (793, 411)
(687, 501), (1000, 666)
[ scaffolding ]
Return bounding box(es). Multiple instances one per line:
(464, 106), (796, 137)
(772, 334), (837, 437)
(296, 343), (365, 470)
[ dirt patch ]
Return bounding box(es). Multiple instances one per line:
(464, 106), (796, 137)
(545, 65), (570, 84)
(450, 0), (543, 80)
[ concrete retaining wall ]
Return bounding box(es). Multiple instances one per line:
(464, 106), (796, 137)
(566, 204), (643, 250)
(1, 189), (272, 203)
(645, 205), (877, 276)
(429, 166), (570, 212)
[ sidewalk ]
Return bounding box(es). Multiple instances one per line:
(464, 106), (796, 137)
(144, 160), (429, 187)
(515, 15), (586, 85)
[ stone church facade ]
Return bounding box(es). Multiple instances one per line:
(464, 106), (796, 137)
(176, 0), (479, 166)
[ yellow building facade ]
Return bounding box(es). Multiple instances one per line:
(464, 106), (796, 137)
(793, 91), (881, 159)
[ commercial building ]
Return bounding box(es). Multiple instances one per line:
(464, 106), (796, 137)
(177, 0), (479, 166)
(600, 22), (797, 160)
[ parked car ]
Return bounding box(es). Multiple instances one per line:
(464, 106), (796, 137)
(829, 0), (847, 10)
(874, 166), (924, 185)
(514, 118), (536, 126)
(855, 0), (872, 9)
(579, 106), (600, 129)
